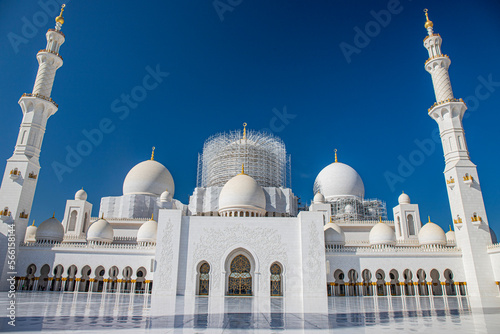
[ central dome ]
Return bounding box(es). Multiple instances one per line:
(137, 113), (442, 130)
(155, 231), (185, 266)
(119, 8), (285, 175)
(123, 160), (175, 197)
(218, 172), (266, 217)
(313, 162), (365, 200)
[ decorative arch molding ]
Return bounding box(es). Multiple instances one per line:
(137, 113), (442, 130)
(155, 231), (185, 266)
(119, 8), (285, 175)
(222, 246), (258, 296)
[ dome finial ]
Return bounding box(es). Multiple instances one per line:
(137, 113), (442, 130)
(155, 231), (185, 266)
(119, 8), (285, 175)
(243, 122), (247, 140)
(239, 163), (246, 175)
(151, 213), (154, 220)
(55, 4), (66, 25)
(101, 212), (104, 219)
(423, 8), (433, 29)
(32, 220), (35, 226)
(52, 212), (55, 218)
(449, 225), (452, 232)
(151, 146), (155, 160)
(334, 149), (338, 163)
(379, 216), (383, 223)
(428, 216), (431, 223)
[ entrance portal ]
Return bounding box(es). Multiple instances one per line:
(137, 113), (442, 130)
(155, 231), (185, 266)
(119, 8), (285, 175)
(228, 255), (252, 295)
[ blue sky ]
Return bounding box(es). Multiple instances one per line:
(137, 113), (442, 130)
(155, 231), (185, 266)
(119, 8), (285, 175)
(1, 0), (499, 236)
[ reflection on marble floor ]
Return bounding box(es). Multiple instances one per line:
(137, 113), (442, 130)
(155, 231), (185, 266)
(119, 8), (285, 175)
(0, 292), (499, 333)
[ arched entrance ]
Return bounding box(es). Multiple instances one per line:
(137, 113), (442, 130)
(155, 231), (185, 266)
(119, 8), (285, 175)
(227, 255), (252, 296)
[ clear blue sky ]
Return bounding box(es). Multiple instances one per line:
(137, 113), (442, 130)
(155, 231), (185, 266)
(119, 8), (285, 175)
(1, 1), (499, 236)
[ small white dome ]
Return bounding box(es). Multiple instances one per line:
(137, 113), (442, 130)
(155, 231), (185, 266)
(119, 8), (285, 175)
(419, 219), (446, 246)
(324, 223), (345, 245)
(137, 218), (158, 243)
(313, 192), (325, 203)
(313, 162), (365, 200)
(123, 159), (175, 197)
(75, 188), (87, 201)
(25, 224), (37, 242)
(160, 190), (172, 202)
(369, 220), (396, 246)
(219, 173), (266, 215)
(398, 192), (410, 205)
(35, 216), (64, 243)
(446, 229), (456, 245)
(344, 204), (354, 214)
(87, 217), (114, 243)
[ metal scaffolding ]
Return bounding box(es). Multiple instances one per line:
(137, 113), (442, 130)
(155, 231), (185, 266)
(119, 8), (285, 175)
(196, 127), (291, 188)
(329, 197), (387, 222)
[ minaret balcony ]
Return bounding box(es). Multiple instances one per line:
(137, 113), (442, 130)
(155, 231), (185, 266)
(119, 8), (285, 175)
(28, 172), (38, 180)
(21, 93), (58, 108)
(9, 169), (20, 180)
(425, 54), (449, 65)
(453, 217), (462, 225)
(428, 98), (464, 113)
(37, 49), (63, 61)
(19, 212), (29, 219)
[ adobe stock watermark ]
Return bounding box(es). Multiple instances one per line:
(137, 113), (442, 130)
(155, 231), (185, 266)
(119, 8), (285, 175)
(51, 64), (169, 182)
(260, 106), (297, 134)
(7, 0), (69, 54)
(6, 220), (17, 327)
(213, 0), (243, 22)
(384, 73), (500, 192)
(339, 0), (408, 64)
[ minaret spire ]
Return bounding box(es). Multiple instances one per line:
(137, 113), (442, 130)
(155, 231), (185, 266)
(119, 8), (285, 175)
(423, 10), (496, 300)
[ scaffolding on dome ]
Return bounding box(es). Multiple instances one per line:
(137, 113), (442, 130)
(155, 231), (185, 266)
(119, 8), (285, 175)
(196, 127), (291, 189)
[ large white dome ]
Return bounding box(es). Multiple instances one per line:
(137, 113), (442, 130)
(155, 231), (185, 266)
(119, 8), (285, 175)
(123, 160), (175, 197)
(369, 221), (396, 246)
(418, 219), (446, 246)
(218, 173), (266, 216)
(87, 218), (114, 243)
(314, 162), (364, 200)
(137, 218), (158, 244)
(36, 216), (64, 243)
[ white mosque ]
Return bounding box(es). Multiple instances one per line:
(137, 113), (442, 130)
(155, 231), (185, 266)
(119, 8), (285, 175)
(0, 6), (499, 306)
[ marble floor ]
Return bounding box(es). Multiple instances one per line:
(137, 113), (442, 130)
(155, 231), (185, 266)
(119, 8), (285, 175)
(0, 292), (499, 333)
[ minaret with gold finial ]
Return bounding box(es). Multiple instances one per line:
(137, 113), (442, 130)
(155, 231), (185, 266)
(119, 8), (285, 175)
(0, 4), (68, 290)
(423, 9), (496, 299)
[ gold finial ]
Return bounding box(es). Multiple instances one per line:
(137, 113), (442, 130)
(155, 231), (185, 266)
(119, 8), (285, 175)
(52, 212), (55, 218)
(151, 146), (155, 160)
(449, 225), (452, 232)
(428, 216), (431, 223)
(239, 163), (246, 175)
(243, 122), (247, 139)
(32, 220), (35, 226)
(101, 212), (104, 219)
(402, 190), (404, 194)
(423, 9), (433, 29)
(55, 4), (66, 25)
(379, 216), (383, 223)
(334, 149), (338, 163)
(151, 213), (154, 220)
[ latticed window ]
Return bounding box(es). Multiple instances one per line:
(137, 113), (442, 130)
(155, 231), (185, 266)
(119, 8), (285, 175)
(270, 263), (282, 296)
(198, 262), (210, 295)
(228, 255), (252, 295)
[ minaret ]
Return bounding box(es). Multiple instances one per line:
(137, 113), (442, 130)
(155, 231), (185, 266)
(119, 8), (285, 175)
(423, 9), (497, 298)
(0, 5), (67, 288)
